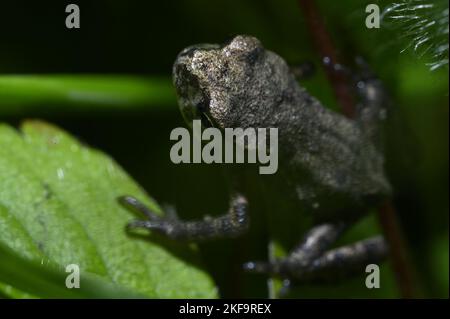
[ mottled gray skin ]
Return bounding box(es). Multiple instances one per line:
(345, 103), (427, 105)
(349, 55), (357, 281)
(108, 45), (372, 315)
(173, 35), (391, 222)
(121, 35), (391, 286)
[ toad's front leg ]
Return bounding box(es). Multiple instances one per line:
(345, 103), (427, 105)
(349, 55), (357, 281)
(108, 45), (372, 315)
(119, 194), (249, 241)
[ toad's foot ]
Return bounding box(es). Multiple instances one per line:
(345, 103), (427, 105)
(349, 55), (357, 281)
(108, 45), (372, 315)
(244, 223), (388, 284)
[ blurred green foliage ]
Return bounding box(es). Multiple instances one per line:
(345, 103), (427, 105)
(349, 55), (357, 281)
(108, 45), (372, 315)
(0, 0), (448, 298)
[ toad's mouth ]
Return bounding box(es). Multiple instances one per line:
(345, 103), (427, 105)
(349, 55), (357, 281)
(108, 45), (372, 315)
(173, 62), (217, 129)
(198, 111), (215, 128)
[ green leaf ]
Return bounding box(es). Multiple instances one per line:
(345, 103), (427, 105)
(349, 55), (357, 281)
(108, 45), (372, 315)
(0, 75), (176, 115)
(0, 241), (143, 298)
(0, 120), (217, 298)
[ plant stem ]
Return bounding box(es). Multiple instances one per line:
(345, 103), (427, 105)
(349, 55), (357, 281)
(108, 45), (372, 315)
(298, 0), (417, 298)
(0, 75), (175, 115)
(297, 0), (355, 118)
(378, 200), (418, 298)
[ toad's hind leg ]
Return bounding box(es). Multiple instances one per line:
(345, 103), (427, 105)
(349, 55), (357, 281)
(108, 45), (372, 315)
(244, 222), (388, 284)
(297, 236), (387, 283)
(119, 194), (249, 241)
(243, 223), (346, 276)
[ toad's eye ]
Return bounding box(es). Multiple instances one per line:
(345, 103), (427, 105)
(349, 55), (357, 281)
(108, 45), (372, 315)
(222, 35), (263, 65)
(244, 46), (264, 65)
(173, 62), (213, 127)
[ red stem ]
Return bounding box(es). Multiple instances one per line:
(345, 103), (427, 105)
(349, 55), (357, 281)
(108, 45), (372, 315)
(298, 0), (355, 118)
(378, 200), (417, 298)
